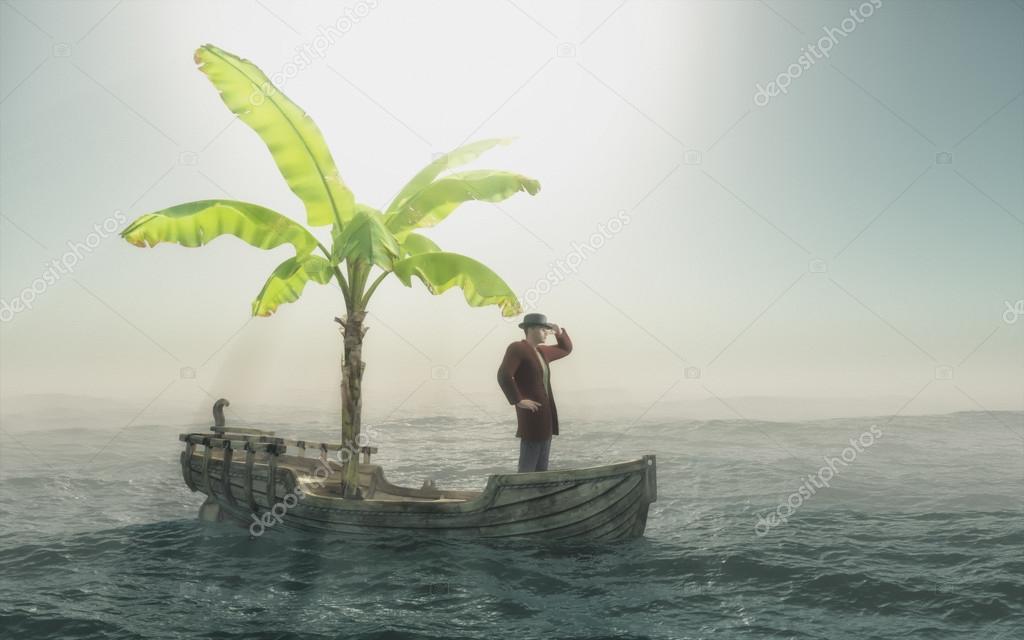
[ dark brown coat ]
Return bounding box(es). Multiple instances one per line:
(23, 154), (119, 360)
(496, 330), (573, 441)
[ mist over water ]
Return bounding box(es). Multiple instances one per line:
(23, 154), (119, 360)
(1, 403), (1020, 639)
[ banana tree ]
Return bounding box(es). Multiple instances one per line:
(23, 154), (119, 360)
(120, 44), (540, 499)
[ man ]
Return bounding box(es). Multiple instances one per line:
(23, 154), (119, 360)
(496, 313), (573, 472)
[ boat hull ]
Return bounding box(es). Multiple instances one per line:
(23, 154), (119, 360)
(182, 449), (657, 542)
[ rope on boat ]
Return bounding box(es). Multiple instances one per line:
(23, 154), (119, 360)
(266, 451), (278, 507)
(220, 440), (236, 507)
(243, 443), (259, 514)
(180, 440), (197, 492)
(200, 438), (213, 494)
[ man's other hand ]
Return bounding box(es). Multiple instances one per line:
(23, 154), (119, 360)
(548, 323), (561, 335)
(516, 399), (542, 412)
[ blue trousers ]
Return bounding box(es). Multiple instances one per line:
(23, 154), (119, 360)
(518, 437), (551, 473)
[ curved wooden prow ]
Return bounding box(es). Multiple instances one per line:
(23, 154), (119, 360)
(212, 398), (230, 428)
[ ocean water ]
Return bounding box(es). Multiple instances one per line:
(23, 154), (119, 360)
(0, 409), (1021, 639)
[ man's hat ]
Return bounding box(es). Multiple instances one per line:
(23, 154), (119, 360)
(518, 312), (555, 330)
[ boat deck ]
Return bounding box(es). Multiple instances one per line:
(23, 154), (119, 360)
(281, 455), (483, 503)
(194, 447), (480, 504)
(310, 484), (473, 502)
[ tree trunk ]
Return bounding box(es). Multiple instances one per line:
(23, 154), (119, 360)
(339, 310), (366, 499)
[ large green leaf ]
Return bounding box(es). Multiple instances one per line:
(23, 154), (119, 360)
(400, 232), (441, 258)
(386, 170), (540, 240)
(121, 200), (318, 254)
(392, 252), (521, 317)
(252, 254), (334, 316)
(194, 44), (355, 228)
(330, 205), (401, 271)
(385, 138), (514, 216)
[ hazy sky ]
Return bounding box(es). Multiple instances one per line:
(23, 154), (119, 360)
(1, 0), (1021, 423)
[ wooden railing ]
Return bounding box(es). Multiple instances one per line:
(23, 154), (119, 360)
(178, 399), (378, 512)
(182, 431), (378, 462)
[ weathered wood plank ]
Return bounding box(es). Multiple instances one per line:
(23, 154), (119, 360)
(478, 475), (642, 537)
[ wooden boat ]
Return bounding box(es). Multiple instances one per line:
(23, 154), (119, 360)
(179, 400), (657, 542)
